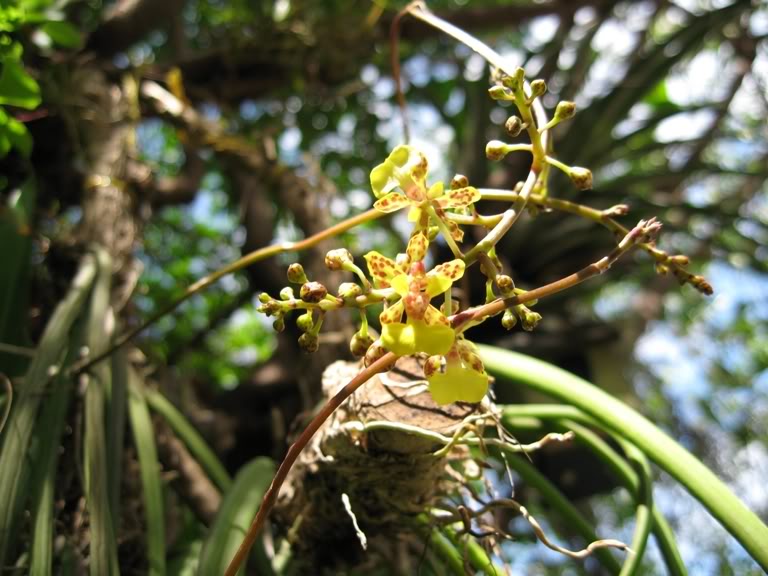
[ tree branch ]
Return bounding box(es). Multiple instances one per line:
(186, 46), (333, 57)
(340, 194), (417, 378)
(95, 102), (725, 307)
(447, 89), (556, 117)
(86, 0), (189, 57)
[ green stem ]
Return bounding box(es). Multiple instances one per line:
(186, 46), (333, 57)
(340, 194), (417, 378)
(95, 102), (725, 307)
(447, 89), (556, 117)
(484, 347), (768, 572)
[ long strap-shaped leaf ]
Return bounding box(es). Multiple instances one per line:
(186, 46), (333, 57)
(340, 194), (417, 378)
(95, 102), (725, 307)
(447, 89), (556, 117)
(480, 345), (768, 572)
(127, 367), (166, 576)
(198, 457), (275, 576)
(0, 253), (97, 567)
(83, 247), (119, 575)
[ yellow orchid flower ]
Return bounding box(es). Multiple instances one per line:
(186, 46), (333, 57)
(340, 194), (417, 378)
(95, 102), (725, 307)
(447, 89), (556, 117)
(370, 145), (481, 241)
(363, 231), (464, 356)
(424, 338), (490, 405)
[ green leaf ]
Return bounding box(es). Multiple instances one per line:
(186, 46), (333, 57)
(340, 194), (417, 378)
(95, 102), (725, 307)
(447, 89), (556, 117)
(0, 254), (97, 568)
(40, 20), (81, 48)
(197, 457), (275, 576)
(83, 248), (120, 576)
(128, 368), (166, 576)
(0, 52), (41, 110)
(481, 345), (768, 573)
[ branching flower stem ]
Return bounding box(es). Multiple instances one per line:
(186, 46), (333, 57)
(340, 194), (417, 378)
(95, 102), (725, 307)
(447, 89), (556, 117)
(450, 220), (661, 333)
(71, 208), (384, 375)
(223, 351), (398, 576)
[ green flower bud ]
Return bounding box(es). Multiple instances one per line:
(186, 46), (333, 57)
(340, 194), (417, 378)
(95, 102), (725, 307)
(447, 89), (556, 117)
(521, 309), (542, 332)
(272, 316), (286, 333)
(325, 248), (354, 271)
(300, 281), (327, 303)
(485, 140), (510, 162)
(451, 174), (469, 190)
(279, 287), (294, 300)
(296, 311), (314, 333)
(258, 293), (271, 303)
(350, 331), (375, 358)
(496, 274), (515, 293)
(287, 263), (308, 284)
(568, 166), (593, 191)
(501, 76), (521, 91)
(501, 309), (518, 330)
(258, 299), (281, 316)
(298, 332), (319, 353)
(337, 282), (362, 300)
(529, 79), (546, 99)
(554, 101), (576, 121)
(488, 86), (511, 101)
(504, 115), (523, 137)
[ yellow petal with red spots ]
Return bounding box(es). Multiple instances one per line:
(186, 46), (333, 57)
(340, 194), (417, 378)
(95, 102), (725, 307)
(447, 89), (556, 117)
(426, 259), (465, 297)
(379, 300), (404, 324)
(424, 304), (450, 326)
(435, 186), (480, 209)
(406, 231), (429, 263)
(373, 192), (410, 213)
(364, 251), (398, 288)
(445, 218), (465, 242)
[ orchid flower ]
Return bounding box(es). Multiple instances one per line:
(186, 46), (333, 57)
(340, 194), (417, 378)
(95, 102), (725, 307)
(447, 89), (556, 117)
(370, 145), (480, 242)
(363, 231), (463, 356)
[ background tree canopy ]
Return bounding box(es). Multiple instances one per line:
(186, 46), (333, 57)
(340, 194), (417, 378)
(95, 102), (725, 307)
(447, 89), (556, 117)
(0, 0), (766, 574)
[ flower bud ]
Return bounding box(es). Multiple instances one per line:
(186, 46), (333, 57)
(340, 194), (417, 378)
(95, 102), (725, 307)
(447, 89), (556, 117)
(521, 309), (542, 332)
(258, 299), (280, 316)
(258, 293), (271, 303)
(568, 167), (593, 191)
(337, 282), (362, 300)
(279, 287), (294, 300)
(350, 331), (375, 358)
(363, 339), (388, 367)
(272, 316), (286, 333)
(298, 332), (319, 353)
(485, 140), (510, 162)
(529, 79), (546, 99)
(496, 274), (515, 293)
(669, 254), (689, 266)
(424, 355), (443, 378)
(488, 86), (511, 101)
(501, 309), (518, 330)
(504, 115), (523, 137)
(554, 101), (576, 121)
(296, 311), (314, 333)
(325, 248), (354, 271)
(300, 281), (327, 303)
(451, 174), (469, 190)
(287, 263), (308, 284)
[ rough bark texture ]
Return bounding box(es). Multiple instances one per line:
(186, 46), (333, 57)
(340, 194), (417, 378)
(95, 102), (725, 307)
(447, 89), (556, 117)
(276, 357), (478, 569)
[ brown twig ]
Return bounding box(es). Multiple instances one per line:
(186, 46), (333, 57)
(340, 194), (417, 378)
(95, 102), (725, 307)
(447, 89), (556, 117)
(223, 352), (398, 576)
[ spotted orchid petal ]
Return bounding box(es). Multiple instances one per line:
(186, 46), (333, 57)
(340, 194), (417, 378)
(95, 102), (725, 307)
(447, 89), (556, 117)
(434, 186), (481, 209)
(390, 273), (410, 297)
(364, 251), (398, 288)
(374, 192), (411, 213)
(423, 304), (450, 327)
(379, 300), (405, 324)
(406, 231), (429, 263)
(426, 259), (465, 297)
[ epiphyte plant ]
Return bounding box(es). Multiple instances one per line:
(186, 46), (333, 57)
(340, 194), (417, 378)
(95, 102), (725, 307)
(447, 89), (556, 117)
(254, 63), (706, 408)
